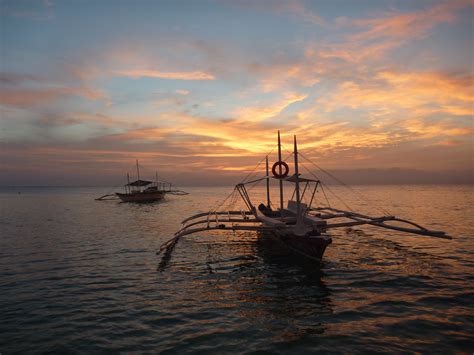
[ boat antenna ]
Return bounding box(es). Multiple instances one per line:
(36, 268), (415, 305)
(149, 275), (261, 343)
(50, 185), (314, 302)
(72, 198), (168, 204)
(294, 135), (302, 226)
(266, 155), (271, 208)
(136, 159), (140, 181)
(277, 130), (284, 213)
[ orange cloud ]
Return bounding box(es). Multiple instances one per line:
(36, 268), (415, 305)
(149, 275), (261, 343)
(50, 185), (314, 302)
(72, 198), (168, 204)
(318, 70), (473, 117)
(314, 0), (470, 66)
(114, 69), (215, 80)
(401, 118), (473, 140)
(350, 0), (470, 42)
(235, 92), (308, 122)
(0, 86), (105, 108)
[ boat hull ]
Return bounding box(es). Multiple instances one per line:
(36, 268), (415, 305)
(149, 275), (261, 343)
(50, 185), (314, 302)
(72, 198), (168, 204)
(275, 233), (332, 261)
(116, 191), (166, 203)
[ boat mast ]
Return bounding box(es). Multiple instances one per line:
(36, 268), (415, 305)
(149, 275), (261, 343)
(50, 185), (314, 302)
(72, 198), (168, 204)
(127, 172), (130, 193)
(136, 159), (140, 180)
(294, 135), (302, 224)
(277, 130), (284, 212)
(266, 155), (271, 208)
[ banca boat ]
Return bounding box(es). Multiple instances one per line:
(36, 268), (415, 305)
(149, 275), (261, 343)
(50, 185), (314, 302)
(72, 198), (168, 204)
(96, 160), (188, 203)
(157, 132), (451, 264)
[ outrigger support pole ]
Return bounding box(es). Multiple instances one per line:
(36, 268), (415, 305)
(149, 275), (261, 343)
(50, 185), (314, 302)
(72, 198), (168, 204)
(236, 184), (254, 213)
(308, 181), (319, 210)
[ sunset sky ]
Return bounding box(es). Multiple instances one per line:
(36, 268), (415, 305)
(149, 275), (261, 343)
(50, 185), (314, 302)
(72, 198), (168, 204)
(1, 0), (473, 186)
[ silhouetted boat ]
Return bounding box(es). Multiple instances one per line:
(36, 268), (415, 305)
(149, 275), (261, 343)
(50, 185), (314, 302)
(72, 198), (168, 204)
(96, 160), (187, 203)
(157, 131), (450, 265)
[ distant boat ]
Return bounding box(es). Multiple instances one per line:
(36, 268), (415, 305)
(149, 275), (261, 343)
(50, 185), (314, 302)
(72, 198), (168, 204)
(96, 160), (188, 203)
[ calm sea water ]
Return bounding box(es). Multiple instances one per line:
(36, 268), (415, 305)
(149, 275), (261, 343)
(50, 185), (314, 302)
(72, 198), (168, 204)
(1, 185), (473, 353)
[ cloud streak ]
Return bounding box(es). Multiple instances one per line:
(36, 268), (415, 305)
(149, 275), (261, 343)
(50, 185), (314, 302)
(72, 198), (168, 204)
(114, 69), (215, 80)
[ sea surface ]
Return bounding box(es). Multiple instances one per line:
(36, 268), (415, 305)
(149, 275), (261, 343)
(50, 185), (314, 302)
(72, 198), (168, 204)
(0, 185), (473, 354)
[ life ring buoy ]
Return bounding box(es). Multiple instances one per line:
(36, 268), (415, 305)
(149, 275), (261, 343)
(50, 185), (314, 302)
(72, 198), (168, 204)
(272, 161), (289, 178)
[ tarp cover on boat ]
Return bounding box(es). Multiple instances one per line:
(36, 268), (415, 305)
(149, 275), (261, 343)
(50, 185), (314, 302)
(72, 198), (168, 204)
(125, 179), (153, 186)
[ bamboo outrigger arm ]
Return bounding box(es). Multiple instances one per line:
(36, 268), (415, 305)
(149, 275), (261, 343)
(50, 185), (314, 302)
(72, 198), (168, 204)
(95, 194), (119, 201)
(157, 224), (279, 255)
(174, 218), (260, 236)
(311, 207), (452, 239)
(167, 190), (189, 195)
(180, 210), (255, 225)
(157, 210), (260, 255)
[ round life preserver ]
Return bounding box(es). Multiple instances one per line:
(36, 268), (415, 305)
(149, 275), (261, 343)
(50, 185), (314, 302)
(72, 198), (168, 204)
(272, 161), (289, 178)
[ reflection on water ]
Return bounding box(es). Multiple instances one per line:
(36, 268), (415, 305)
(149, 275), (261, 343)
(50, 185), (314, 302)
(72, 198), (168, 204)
(0, 185), (473, 353)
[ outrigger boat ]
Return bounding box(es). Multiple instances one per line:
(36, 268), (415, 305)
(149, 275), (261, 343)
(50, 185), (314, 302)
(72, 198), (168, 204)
(157, 132), (451, 264)
(96, 160), (188, 203)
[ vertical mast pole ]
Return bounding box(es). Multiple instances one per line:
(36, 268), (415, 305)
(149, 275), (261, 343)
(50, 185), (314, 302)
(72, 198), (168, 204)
(294, 135), (302, 223)
(156, 171), (158, 189)
(136, 160), (141, 192)
(127, 172), (130, 193)
(266, 156), (271, 208)
(277, 130), (284, 213)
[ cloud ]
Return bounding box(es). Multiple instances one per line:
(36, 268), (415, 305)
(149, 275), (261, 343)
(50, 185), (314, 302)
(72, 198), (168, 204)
(317, 70), (473, 117)
(229, 0), (325, 26)
(400, 118), (472, 140)
(2, 0), (55, 20)
(235, 92), (308, 122)
(310, 0), (472, 69)
(349, 0), (470, 42)
(0, 86), (106, 108)
(176, 89), (190, 95)
(0, 70), (107, 109)
(114, 69), (215, 80)
(0, 73), (44, 85)
(240, 0), (471, 96)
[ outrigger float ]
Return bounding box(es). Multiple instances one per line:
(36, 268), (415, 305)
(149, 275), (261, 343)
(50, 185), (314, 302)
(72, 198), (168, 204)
(157, 132), (451, 264)
(96, 160), (188, 203)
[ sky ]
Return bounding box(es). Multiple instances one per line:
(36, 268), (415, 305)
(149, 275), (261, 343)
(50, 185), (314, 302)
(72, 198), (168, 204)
(0, 0), (473, 186)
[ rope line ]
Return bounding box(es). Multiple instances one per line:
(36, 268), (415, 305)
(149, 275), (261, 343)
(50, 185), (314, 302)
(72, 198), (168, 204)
(240, 144), (278, 184)
(280, 143), (391, 216)
(320, 183), (331, 208)
(298, 152), (391, 216)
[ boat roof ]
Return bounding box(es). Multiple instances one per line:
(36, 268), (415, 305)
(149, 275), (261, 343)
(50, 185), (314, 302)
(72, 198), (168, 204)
(126, 179), (153, 186)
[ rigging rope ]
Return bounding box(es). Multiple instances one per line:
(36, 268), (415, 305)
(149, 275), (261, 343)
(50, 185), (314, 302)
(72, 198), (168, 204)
(240, 144), (278, 184)
(280, 144), (391, 216)
(320, 183), (331, 208)
(210, 143), (286, 213)
(298, 151), (391, 216)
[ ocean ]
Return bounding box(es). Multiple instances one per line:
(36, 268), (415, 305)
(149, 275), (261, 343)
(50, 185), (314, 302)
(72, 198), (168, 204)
(0, 185), (473, 353)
